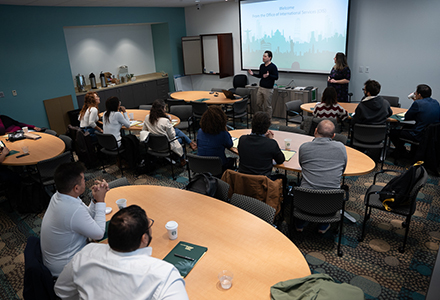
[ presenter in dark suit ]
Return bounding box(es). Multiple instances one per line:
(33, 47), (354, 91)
(248, 50), (279, 116)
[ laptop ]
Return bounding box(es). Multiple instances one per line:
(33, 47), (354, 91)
(222, 89), (238, 100)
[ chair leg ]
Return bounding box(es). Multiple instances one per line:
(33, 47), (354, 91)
(399, 216), (412, 253)
(170, 159), (175, 180)
(359, 206), (370, 242)
(337, 219), (344, 257)
(117, 155), (124, 176)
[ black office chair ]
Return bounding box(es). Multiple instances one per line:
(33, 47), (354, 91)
(144, 134), (179, 180)
(23, 236), (57, 300)
(351, 123), (388, 170)
(58, 134), (74, 160)
(285, 100), (304, 125)
(278, 125), (306, 135)
(96, 132), (126, 176)
(382, 95), (400, 108)
(33, 152), (73, 193)
(291, 187), (347, 257)
(225, 98), (249, 129)
(186, 153), (223, 181)
(229, 74), (248, 93)
(214, 179), (230, 203)
(235, 87), (253, 118)
(230, 193), (276, 225)
(191, 102), (208, 136)
(170, 105), (193, 137)
(359, 166), (428, 253)
(166, 98), (187, 112)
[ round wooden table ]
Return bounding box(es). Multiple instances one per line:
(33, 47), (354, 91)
(300, 102), (407, 122)
(0, 132), (65, 166)
(229, 129), (376, 176)
(99, 109), (180, 131)
(105, 185), (311, 300)
(170, 91), (242, 105)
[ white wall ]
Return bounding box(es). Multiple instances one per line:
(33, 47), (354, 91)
(185, 0), (440, 108)
(64, 23), (156, 85)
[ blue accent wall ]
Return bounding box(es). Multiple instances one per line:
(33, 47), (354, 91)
(0, 5), (186, 128)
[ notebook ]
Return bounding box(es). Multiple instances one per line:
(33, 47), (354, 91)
(282, 150), (296, 161)
(163, 241), (208, 278)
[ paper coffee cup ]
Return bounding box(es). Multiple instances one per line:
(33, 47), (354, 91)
(22, 127), (29, 133)
(284, 138), (292, 150)
(129, 113), (134, 120)
(165, 221), (178, 240)
(116, 198), (127, 209)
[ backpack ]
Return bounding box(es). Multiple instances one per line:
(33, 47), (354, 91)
(186, 173), (218, 197)
(379, 161), (425, 211)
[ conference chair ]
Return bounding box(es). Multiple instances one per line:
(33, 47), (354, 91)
(285, 100), (304, 125)
(358, 166), (428, 253)
(278, 125), (306, 135)
(139, 104), (152, 110)
(228, 74), (248, 93)
(58, 134), (74, 160)
(230, 193), (276, 225)
(108, 177), (130, 189)
(225, 98), (249, 129)
(169, 105), (193, 137)
(351, 124), (388, 170)
(291, 187), (347, 257)
(235, 87), (253, 117)
(33, 152), (73, 194)
(166, 98), (187, 112)
(333, 133), (347, 144)
(44, 129), (57, 136)
(144, 134), (179, 180)
(186, 153), (223, 181)
(310, 117), (340, 135)
(96, 132), (126, 176)
(23, 236), (57, 300)
(214, 179), (230, 203)
(191, 102), (208, 136)
(382, 95), (401, 108)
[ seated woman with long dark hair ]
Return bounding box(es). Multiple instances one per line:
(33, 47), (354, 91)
(197, 106), (234, 170)
(142, 99), (196, 162)
(103, 97), (130, 147)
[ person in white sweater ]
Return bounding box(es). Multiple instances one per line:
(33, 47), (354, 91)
(103, 96), (130, 147)
(142, 100), (196, 164)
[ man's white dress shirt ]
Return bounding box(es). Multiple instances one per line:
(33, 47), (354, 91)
(55, 244), (189, 300)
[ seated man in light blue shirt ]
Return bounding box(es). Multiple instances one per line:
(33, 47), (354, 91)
(55, 205), (189, 300)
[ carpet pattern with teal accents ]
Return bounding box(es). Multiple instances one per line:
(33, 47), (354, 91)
(1, 126), (439, 299)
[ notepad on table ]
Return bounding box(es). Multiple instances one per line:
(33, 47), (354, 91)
(163, 241), (208, 278)
(232, 137), (239, 148)
(130, 121), (143, 127)
(396, 112), (406, 117)
(282, 150), (296, 161)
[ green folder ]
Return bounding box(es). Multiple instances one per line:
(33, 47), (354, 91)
(6, 150), (20, 157)
(194, 98), (209, 102)
(282, 150), (296, 161)
(163, 241), (208, 278)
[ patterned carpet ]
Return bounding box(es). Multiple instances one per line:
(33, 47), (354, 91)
(0, 121), (439, 299)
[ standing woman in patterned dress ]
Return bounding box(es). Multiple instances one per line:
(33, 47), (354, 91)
(327, 52), (351, 102)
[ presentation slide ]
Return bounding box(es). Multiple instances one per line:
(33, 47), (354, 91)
(240, 0), (350, 74)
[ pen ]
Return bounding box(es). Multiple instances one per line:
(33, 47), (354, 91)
(174, 253), (194, 261)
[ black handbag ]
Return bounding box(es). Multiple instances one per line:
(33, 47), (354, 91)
(7, 131), (26, 142)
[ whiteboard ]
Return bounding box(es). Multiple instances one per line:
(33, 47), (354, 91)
(202, 35), (219, 74)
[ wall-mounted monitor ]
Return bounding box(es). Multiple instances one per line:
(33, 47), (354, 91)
(240, 0), (350, 74)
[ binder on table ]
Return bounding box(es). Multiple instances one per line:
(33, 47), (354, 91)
(163, 241), (208, 278)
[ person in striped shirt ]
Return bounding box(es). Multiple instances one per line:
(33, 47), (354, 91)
(313, 87), (348, 122)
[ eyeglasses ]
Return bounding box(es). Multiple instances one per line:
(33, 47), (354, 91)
(148, 218), (154, 229)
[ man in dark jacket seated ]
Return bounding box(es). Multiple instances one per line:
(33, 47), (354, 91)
(389, 84), (440, 158)
(238, 111), (285, 177)
(352, 79), (392, 125)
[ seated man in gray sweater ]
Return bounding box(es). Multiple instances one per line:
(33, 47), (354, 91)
(296, 120), (347, 233)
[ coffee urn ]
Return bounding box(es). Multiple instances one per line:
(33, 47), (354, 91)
(100, 72), (107, 88)
(89, 73), (97, 89)
(76, 74), (86, 92)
